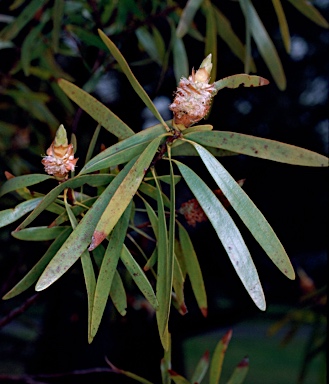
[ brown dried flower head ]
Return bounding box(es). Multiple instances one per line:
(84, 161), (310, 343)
(169, 54), (215, 130)
(42, 124), (78, 182)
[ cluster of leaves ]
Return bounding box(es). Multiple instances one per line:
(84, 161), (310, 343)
(107, 330), (250, 384)
(0, 31), (328, 356)
(0, 0), (328, 174)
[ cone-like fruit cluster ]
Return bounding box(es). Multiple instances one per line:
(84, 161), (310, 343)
(169, 54), (215, 129)
(42, 124), (78, 182)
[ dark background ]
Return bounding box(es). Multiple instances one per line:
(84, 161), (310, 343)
(0, 1), (328, 383)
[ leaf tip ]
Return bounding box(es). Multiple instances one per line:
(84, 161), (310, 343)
(237, 356), (249, 368)
(222, 329), (233, 346)
(201, 307), (208, 318)
(88, 231), (106, 251)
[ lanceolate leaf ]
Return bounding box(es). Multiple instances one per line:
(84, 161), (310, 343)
(272, 0), (291, 53)
(173, 37), (189, 84)
(213, 5), (256, 72)
(0, 198), (43, 228)
(202, 0), (217, 81)
(90, 206), (131, 341)
(209, 329), (233, 384)
(178, 222), (207, 317)
(152, 167), (172, 350)
(12, 226), (70, 241)
(2, 227), (72, 300)
(190, 142), (295, 280)
(35, 159), (136, 291)
(213, 74), (269, 94)
(58, 79), (133, 140)
(174, 160), (266, 311)
(98, 29), (170, 131)
(191, 351), (210, 384)
(226, 357), (249, 384)
(120, 245), (158, 310)
(89, 137), (164, 250)
(240, 0), (286, 90)
(185, 131), (329, 167)
(176, 0), (204, 38)
(109, 271), (127, 316)
(15, 174), (115, 231)
(0, 0), (48, 41)
(80, 123), (167, 175)
(287, 0), (329, 28)
(0, 174), (52, 198)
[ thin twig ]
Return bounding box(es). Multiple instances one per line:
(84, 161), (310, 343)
(0, 293), (40, 329)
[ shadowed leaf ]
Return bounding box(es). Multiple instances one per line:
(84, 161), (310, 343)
(287, 0), (329, 28)
(173, 37), (189, 85)
(272, 0), (291, 53)
(109, 271), (127, 316)
(191, 350), (210, 384)
(176, 0), (204, 38)
(90, 205), (131, 341)
(2, 228), (72, 300)
(178, 222), (207, 317)
(0, 198), (43, 228)
(240, 0), (286, 90)
(226, 357), (249, 384)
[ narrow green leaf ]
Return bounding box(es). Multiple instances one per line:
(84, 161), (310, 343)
(109, 271), (127, 316)
(185, 131), (329, 167)
(58, 79), (134, 140)
(34, 159), (136, 291)
(52, 0), (64, 53)
(0, 0), (48, 41)
(136, 26), (162, 65)
(0, 198), (43, 228)
(272, 0), (291, 53)
(79, 123), (167, 175)
(213, 5), (256, 72)
(64, 194), (96, 342)
(176, 0), (204, 38)
(214, 74), (269, 94)
(287, 0), (329, 28)
(21, 21), (47, 76)
(152, 25), (166, 63)
(174, 160), (266, 311)
(191, 142), (295, 280)
(98, 29), (170, 131)
(2, 227), (72, 300)
(85, 123), (101, 165)
(173, 36), (189, 84)
(66, 25), (108, 50)
(209, 330), (233, 384)
(168, 371), (191, 384)
(90, 137), (164, 250)
(15, 174), (115, 231)
(152, 167), (172, 350)
(139, 182), (171, 208)
(90, 205), (131, 341)
(171, 142), (236, 157)
(144, 247), (157, 271)
(12, 226), (70, 241)
(120, 244), (158, 310)
(178, 222), (207, 317)
(191, 351), (210, 384)
(202, 1), (217, 81)
(226, 357), (249, 384)
(0, 174), (52, 198)
(172, 254), (186, 315)
(240, 0), (286, 90)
